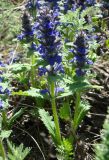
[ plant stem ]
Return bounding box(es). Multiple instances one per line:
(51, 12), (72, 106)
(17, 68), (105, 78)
(69, 92), (81, 148)
(2, 111), (8, 130)
(73, 91), (81, 132)
(70, 120), (77, 142)
(32, 0), (37, 21)
(0, 138), (6, 160)
(31, 54), (36, 88)
(50, 81), (61, 145)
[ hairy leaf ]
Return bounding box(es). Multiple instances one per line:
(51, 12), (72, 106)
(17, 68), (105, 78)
(7, 140), (31, 160)
(57, 138), (73, 160)
(12, 88), (44, 99)
(0, 130), (12, 140)
(39, 109), (56, 138)
(59, 102), (71, 121)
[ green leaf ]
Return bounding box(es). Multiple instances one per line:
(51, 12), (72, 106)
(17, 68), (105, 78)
(59, 102), (71, 121)
(94, 108), (109, 160)
(57, 91), (73, 99)
(0, 157), (3, 160)
(12, 88), (44, 99)
(57, 138), (73, 160)
(12, 90), (28, 96)
(7, 140), (31, 160)
(26, 88), (43, 98)
(105, 39), (109, 48)
(65, 42), (74, 47)
(0, 116), (2, 131)
(39, 109), (56, 139)
(56, 84), (73, 99)
(68, 81), (91, 92)
(73, 102), (90, 130)
(57, 79), (91, 99)
(62, 138), (73, 156)
(8, 108), (25, 128)
(0, 82), (9, 92)
(64, 77), (103, 92)
(0, 130), (12, 140)
(47, 74), (63, 83)
(77, 102), (90, 126)
(9, 63), (31, 73)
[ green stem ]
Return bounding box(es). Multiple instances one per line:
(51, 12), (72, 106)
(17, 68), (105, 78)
(70, 120), (77, 143)
(31, 0), (37, 21)
(0, 138), (6, 160)
(31, 54), (36, 88)
(50, 81), (61, 145)
(73, 92), (81, 132)
(69, 92), (81, 147)
(2, 111), (8, 130)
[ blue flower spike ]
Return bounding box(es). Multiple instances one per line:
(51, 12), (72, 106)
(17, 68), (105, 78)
(35, 7), (63, 76)
(70, 32), (93, 77)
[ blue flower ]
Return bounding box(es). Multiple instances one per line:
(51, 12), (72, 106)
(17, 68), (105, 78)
(63, 0), (74, 13)
(0, 100), (3, 109)
(63, 0), (96, 13)
(18, 13), (34, 42)
(40, 87), (64, 95)
(45, 0), (60, 10)
(76, 68), (86, 77)
(70, 32), (93, 76)
(47, 54), (62, 66)
(86, 0), (96, 5)
(0, 86), (3, 93)
(86, 59), (93, 65)
(17, 33), (25, 40)
(54, 64), (64, 74)
(0, 77), (3, 82)
(0, 86), (10, 95)
(63, 0), (84, 13)
(40, 89), (49, 95)
(26, 0), (41, 10)
(5, 88), (10, 95)
(31, 42), (37, 50)
(77, 48), (86, 55)
(0, 61), (5, 67)
(55, 87), (64, 94)
(36, 7), (63, 76)
(38, 67), (48, 76)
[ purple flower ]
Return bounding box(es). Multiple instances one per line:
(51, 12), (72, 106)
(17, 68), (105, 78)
(54, 64), (64, 74)
(77, 48), (86, 55)
(17, 33), (25, 40)
(70, 32), (93, 77)
(38, 67), (48, 76)
(47, 54), (62, 66)
(31, 42), (37, 50)
(76, 68), (86, 77)
(55, 87), (64, 94)
(5, 88), (10, 95)
(86, 59), (93, 65)
(36, 7), (63, 76)
(0, 100), (3, 109)
(0, 77), (3, 82)
(0, 86), (3, 93)
(18, 13), (34, 42)
(32, 22), (39, 31)
(45, 0), (60, 10)
(63, 0), (96, 13)
(40, 87), (64, 95)
(0, 62), (5, 67)
(86, 0), (96, 5)
(0, 86), (10, 95)
(40, 89), (49, 95)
